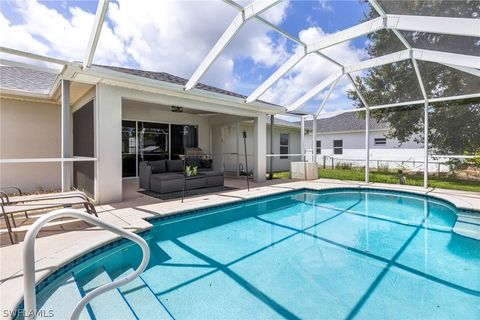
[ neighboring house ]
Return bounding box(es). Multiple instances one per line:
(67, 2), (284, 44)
(302, 112), (425, 170)
(1, 65), (287, 203)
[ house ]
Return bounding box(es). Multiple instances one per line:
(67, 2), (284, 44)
(1, 65), (291, 204)
(302, 112), (425, 170)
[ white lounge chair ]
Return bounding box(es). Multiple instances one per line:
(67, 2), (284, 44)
(0, 188), (97, 244)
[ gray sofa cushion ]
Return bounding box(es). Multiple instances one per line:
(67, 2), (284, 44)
(150, 174), (184, 193)
(198, 170), (223, 177)
(166, 160), (184, 172)
(186, 157), (201, 168)
(151, 172), (182, 180)
(150, 160), (166, 173)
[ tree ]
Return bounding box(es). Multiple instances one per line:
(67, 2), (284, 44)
(348, 0), (480, 155)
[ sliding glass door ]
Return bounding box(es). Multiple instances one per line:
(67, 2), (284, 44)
(122, 121), (137, 177)
(139, 122), (169, 163)
(171, 125), (198, 159)
(122, 121), (198, 177)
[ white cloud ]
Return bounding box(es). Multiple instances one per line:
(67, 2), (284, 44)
(107, 0), (289, 89)
(9, 0), (127, 65)
(260, 26), (367, 112)
(315, 0), (334, 12)
(0, 11), (48, 56)
(1, 0), (290, 91)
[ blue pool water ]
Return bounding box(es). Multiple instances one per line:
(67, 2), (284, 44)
(31, 189), (479, 319)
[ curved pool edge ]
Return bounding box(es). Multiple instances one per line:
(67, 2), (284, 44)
(2, 182), (479, 319)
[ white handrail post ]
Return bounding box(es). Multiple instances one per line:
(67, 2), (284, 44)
(424, 102), (429, 188)
(300, 116), (305, 161)
(365, 106), (370, 183)
(22, 209), (150, 320)
(312, 115), (317, 164)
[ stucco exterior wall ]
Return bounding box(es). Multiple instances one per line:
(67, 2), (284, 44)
(0, 98), (62, 192)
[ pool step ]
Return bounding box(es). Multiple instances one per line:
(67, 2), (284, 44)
(107, 266), (174, 320)
(74, 268), (137, 320)
(36, 273), (90, 320)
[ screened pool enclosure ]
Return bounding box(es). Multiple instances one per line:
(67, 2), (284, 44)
(0, 0), (479, 190)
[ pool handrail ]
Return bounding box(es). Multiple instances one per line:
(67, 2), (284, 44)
(22, 208), (150, 320)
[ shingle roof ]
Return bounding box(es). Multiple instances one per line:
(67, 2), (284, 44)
(302, 112), (388, 132)
(0, 65), (280, 107)
(96, 65), (278, 107)
(266, 116), (301, 128)
(98, 65), (249, 99)
(0, 66), (57, 94)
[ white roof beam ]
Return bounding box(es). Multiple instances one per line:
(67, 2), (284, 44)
(412, 58), (428, 101)
(287, 71), (343, 111)
(225, 3), (342, 68)
(287, 47), (480, 111)
(83, 0), (109, 70)
(245, 0), (476, 104)
(368, 0), (386, 16)
(307, 15), (478, 54)
(246, 48), (307, 103)
(306, 17), (384, 53)
(344, 49), (411, 73)
(223, 0), (343, 103)
(368, 1), (411, 50)
(445, 64), (480, 77)
(346, 73), (369, 108)
(0, 46), (69, 65)
(251, 15), (342, 67)
(386, 14), (480, 37)
(412, 48), (480, 69)
(316, 92), (480, 117)
(315, 77), (340, 117)
(185, 0), (282, 91)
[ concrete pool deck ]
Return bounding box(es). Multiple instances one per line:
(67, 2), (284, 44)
(1, 178), (479, 319)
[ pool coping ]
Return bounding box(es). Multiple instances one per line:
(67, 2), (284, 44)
(1, 180), (479, 319)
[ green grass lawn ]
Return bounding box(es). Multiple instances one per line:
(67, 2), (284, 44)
(269, 168), (480, 192)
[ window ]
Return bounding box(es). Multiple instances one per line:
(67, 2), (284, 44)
(374, 138), (387, 145)
(316, 140), (321, 154)
(280, 133), (289, 159)
(333, 140), (343, 155)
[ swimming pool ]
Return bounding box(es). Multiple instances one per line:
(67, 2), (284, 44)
(27, 188), (479, 319)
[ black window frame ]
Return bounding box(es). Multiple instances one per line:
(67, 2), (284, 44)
(316, 140), (321, 154)
(280, 133), (289, 159)
(374, 138), (387, 146)
(333, 140), (343, 155)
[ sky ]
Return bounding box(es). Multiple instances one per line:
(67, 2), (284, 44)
(0, 0), (375, 118)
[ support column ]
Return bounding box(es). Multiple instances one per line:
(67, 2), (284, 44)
(61, 80), (71, 192)
(253, 115), (266, 182)
(269, 115), (274, 179)
(365, 107), (370, 183)
(424, 102), (429, 188)
(312, 115), (317, 163)
(95, 83), (122, 204)
(300, 116), (305, 161)
(236, 122), (240, 177)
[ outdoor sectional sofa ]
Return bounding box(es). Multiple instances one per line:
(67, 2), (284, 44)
(139, 159), (224, 194)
